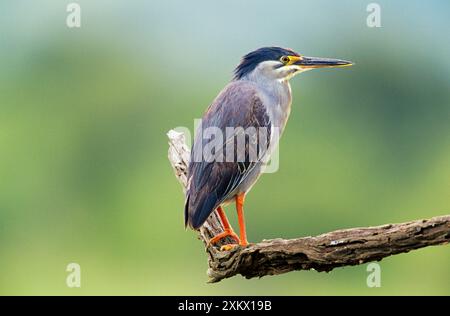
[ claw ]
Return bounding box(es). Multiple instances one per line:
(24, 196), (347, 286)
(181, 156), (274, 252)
(220, 244), (239, 251)
(207, 228), (240, 247)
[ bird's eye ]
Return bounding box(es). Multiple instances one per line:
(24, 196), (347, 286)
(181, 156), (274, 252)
(280, 56), (290, 64)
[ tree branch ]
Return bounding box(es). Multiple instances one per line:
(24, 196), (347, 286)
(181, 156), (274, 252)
(167, 130), (450, 283)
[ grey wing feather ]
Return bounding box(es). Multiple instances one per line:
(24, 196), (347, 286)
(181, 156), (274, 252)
(185, 81), (271, 229)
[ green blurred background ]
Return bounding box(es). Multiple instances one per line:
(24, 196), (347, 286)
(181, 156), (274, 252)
(0, 0), (449, 295)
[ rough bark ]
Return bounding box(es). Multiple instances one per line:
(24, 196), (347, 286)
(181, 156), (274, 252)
(167, 130), (450, 283)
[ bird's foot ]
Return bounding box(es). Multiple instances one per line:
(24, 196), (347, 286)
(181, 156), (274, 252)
(219, 240), (249, 251)
(208, 229), (240, 247)
(220, 244), (239, 251)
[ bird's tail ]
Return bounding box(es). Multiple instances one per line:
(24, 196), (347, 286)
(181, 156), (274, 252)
(184, 195), (190, 229)
(185, 193), (219, 230)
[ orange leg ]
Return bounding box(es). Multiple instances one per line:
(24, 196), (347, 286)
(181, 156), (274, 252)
(236, 193), (248, 246)
(208, 206), (239, 245)
(217, 206), (232, 231)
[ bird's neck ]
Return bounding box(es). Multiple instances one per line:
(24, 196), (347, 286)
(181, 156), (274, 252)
(241, 75), (292, 108)
(240, 76), (293, 135)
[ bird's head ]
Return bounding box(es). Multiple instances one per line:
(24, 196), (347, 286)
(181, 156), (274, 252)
(233, 47), (353, 81)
